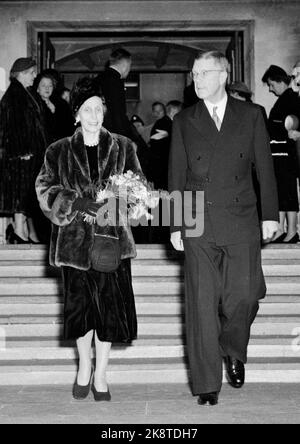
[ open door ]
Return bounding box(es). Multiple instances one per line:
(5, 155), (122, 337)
(226, 31), (244, 83)
(37, 32), (56, 72)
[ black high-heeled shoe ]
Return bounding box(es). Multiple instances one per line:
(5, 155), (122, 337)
(91, 382), (111, 402)
(72, 369), (93, 400)
(6, 225), (29, 244)
(271, 233), (286, 243)
(28, 237), (41, 244)
(283, 233), (299, 244)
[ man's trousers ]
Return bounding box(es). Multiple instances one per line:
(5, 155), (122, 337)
(183, 237), (266, 395)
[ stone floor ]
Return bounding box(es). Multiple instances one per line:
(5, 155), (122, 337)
(0, 383), (299, 424)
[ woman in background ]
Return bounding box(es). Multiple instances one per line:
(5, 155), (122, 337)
(0, 57), (46, 243)
(35, 72), (74, 144)
(262, 65), (300, 243)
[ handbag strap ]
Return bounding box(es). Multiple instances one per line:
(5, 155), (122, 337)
(94, 233), (119, 239)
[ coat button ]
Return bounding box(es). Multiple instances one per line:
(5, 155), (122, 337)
(235, 176), (239, 181)
(206, 177), (211, 182)
(234, 197), (239, 203)
(207, 201), (213, 206)
(197, 155), (201, 161)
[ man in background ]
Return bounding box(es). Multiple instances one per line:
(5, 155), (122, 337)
(95, 48), (149, 175)
(148, 100), (182, 243)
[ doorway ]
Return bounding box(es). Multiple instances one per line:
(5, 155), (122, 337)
(28, 20), (254, 123)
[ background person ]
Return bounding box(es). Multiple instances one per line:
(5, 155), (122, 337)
(0, 57), (47, 243)
(151, 101), (166, 121)
(60, 87), (71, 104)
(95, 48), (149, 179)
(228, 81), (253, 102)
(262, 65), (300, 243)
(288, 61), (300, 141)
(35, 72), (74, 144)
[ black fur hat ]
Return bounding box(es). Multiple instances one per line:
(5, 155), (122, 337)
(70, 77), (103, 115)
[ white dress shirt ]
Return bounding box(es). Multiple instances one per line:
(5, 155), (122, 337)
(204, 94), (228, 124)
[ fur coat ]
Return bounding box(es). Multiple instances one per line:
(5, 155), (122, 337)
(36, 127), (142, 269)
(0, 79), (46, 214)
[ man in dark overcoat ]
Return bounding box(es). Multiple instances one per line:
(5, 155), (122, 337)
(168, 51), (279, 406)
(95, 48), (150, 180)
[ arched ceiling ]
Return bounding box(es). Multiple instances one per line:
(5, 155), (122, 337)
(51, 34), (232, 73)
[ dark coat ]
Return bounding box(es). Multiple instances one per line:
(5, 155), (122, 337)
(95, 67), (133, 138)
(149, 115), (173, 190)
(95, 68), (150, 176)
(168, 96), (279, 245)
(40, 95), (74, 145)
(267, 88), (300, 209)
(268, 88), (300, 144)
(36, 127), (142, 269)
(0, 79), (46, 214)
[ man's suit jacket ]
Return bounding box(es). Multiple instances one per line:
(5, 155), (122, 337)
(168, 96), (279, 245)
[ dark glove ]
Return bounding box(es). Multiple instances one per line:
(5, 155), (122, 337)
(72, 197), (102, 217)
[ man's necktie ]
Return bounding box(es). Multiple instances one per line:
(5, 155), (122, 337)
(212, 106), (221, 131)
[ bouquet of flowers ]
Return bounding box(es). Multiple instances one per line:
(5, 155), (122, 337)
(83, 170), (160, 225)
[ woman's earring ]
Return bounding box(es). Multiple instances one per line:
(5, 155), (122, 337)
(75, 117), (80, 126)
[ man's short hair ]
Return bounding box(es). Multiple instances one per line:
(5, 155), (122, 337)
(109, 48), (132, 65)
(152, 102), (166, 111)
(262, 65), (290, 85)
(194, 51), (230, 73)
(166, 100), (183, 111)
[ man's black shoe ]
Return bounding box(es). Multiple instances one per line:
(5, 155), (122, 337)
(197, 392), (219, 406)
(226, 356), (245, 388)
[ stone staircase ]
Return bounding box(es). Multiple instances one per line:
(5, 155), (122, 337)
(0, 244), (300, 385)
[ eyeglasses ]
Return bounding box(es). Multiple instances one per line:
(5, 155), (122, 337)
(291, 73), (300, 80)
(191, 70), (224, 80)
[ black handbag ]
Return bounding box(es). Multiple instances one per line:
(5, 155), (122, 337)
(90, 226), (121, 273)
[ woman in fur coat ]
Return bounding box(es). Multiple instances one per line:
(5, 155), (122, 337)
(36, 77), (142, 401)
(0, 58), (47, 243)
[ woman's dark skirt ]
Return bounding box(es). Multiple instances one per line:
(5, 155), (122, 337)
(62, 259), (137, 343)
(273, 155), (299, 212)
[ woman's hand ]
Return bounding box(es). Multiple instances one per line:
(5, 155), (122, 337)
(72, 197), (103, 216)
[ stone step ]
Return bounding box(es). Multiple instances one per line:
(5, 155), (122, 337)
(0, 301), (300, 317)
(1, 320), (299, 338)
(2, 261), (300, 277)
(0, 359), (300, 385)
(2, 276), (300, 295)
(2, 244), (300, 261)
(0, 343), (300, 361)
(1, 294), (300, 304)
(1, 335), (297, 349)
(0, 313), (299, 326)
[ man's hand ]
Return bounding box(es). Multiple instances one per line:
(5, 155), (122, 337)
(150, 130), (169, 140)
(288, 129), (300, 141)
(262, 220), (279, 242)
(170, 231), (184, 251)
